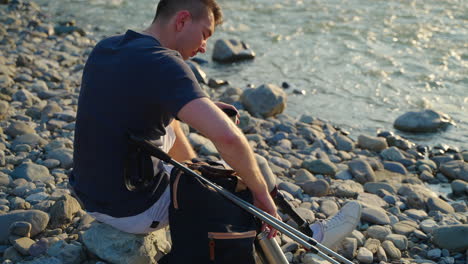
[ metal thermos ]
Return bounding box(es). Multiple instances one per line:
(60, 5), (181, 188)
(255, 231), (289, 264)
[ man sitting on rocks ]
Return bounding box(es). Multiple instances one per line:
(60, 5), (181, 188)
(70, 0), (360, 253)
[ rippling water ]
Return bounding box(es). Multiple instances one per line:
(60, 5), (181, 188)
(36, 0), (468, 150)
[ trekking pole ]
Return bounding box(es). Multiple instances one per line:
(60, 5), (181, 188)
(130, 135), (353, 264)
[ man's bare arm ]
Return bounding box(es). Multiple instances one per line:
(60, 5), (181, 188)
(168, 120), (197, 162)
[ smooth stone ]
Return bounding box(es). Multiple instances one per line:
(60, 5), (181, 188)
(348, 230), (365, 246)
(11, 162), (53, 182)
(364, 238), (381, 253)
(241, 84), (286, 118)
(432, 225), (468, 251)
(440, 161), (468, 181)
(427, 248), (442, 259)
(0, 210), (49, 243)
(427, 197), (455, 214)
(385, 234), (408, 250)
(9, 221), (31, 237)
(335, 170), (353, 180)
(28, 238), (49, 257)
(212, 39), (255, 63)
(405, 209), (428, 221)
(46, 148), (73, 169)
(295, 207), (315, 223)
(392, 220), (418, 235)
(339, 237), (357, 259)
(301, 179), (329, 197)
(333, 133), (355, 151)
(320, 200), (338, 217)
(377, 246), (388, 262)
(82, 222), (170, 264)
(383, 161), (408, 175)
(357, 247), (373, 263)
(357, 134), (388, 152)
(348, 159), (376, 183)
(12, 133), (48, 148)
(451, 180), (467, 196)
(331, 180), (364, 198)
(294, 169), (316, 183)
(366, 225), (392, 241)
(380, 147), (406, 161)
(364, 182), (396, 195)
(12, 236), (35, 255)
(5, 122), (35, 138)
(25, 192), (49, 204)
(3, 246), (23, 262)
(278, 181), (302, 198)
(357, 193), (387, 208)
(255, 154), (277, 192)
(302, 253), (329, 264)
(17, 256), (63, 264)
(301, 159), (338, 176)
(393, 109), (454, 132)
(382, 240), (401, 260)
(361, 206), (391, 225)
(420, 219), (439, 234)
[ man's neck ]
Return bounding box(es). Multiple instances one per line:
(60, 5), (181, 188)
(143, 23), (174, 50)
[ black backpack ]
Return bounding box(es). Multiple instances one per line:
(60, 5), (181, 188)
(160, 160), (258, 264)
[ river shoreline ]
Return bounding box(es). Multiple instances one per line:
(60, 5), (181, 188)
(0, 1), (467, 264)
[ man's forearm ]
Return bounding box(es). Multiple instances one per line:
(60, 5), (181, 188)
(168, 120), (197, 162)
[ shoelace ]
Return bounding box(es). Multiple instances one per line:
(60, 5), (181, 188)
(321, 209), (347, 232)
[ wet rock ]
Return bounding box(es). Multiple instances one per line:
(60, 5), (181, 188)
(241, 84), (286, 118)
(0, 210), (49, 243)
(11, 162), (53, 182)
(348, 159), (376, 183)
(212, 39), (255, 63)
(302, 159), (338, 176)
(82, 222), (170, 264)
(357, 135), (388, 152)
(394, 109), (455, 132)
(440, 160), (468, 181)
(432, 224), (468, 251)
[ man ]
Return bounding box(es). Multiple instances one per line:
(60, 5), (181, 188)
(71, 0), (360, 251)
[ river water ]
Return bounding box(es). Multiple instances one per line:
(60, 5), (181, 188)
(36, 0), (468, 150)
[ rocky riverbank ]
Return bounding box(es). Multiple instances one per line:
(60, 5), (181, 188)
(0, 1), (467, 264)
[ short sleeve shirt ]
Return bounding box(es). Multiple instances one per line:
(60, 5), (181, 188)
(71, 30), (207, 217)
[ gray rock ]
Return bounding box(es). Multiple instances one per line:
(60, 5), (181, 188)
(364, 238), (380, 253)
(451, 180), (467, 196)
(420, 219), (439, 234)
(3, 246), (23, 262)
(82, 222), (170, 264)
(302, 254), (329, 264)
(331, 180), (364, 198)
(295, 207), (315, 223)
(432, 225), (468, 251)
(339, 238), (357, 259)
(382, 240), (401, 260)
(333, 133), (355, 151)
(278, 182), (302, 198)
(380, 147), (406, 161)
(357, 247), (373, 263)
(9, 221), (32, 237)
(427, 197), (455, 214)
(301, 179), (329, 197)
(427, 248), (441, 259)
(46, 148), (73, 169)
(348, 159), (376, 183)
(0, 172), (12, 187)
(47, 240), (84, 264)
(377, 246), (388, 262)
(320, 200), (338, 217)
(11, 163), (53, 182)
(28, 238), (49, 257)
(18, 256), (63, 264)
(302, 159), (338, 176)
(358, 135), (388, 152)
(0, 210), (49, 243)
(383, 161), (408, 175)
(348, 230), (365, 246)
(404, 209), (428, 221)
(361, 206), (390, 225)
(366, 225), (392, 241)
(357, 193), (387, 208)
(364, 182), (396, 195)
(392, 220), (418, 235)
(12, 237), (35, 255)
(385, 234), (408, 250)
(0, 100), (10, 120)
(394, 109), (455, 132)
(440, 160), (468, 181)
(241, 84), (286, 118)
(185, 60), (207, 84)
(48, 195), (81, 228)
(12, 133), (48, 148)
(26, 192), (49, 204)
(294, 169), (316, 183)
(212, 39), (255, 63)
(5, 122), (35, 138)
(335, 170), (353, 180)
(255, 154), (277, 192)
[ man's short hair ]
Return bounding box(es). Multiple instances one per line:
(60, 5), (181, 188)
(154, 0), (223, 26)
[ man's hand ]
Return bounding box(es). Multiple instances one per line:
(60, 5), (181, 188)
(214, 101), (240, 125)
(253, 190), (281, 238)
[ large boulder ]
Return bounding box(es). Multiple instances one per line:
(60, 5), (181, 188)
(393, 109), (454, 132)
(241, 84), (287, 118)
(82, 222), (170, 264)
(432, 225), (468, 251)
(0, 210), (49, 243)
(212, 39), (255, 63)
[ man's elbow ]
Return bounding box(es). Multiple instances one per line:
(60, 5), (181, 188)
(213, 130), (244, 148)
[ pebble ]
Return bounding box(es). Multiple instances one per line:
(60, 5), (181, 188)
(382, 240), (402, 260)
(357, 247), (374, 264)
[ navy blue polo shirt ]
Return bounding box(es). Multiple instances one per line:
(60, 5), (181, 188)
(71, 30), (206, 217)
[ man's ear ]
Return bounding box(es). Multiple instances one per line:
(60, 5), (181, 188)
(175, 10), (191, 32)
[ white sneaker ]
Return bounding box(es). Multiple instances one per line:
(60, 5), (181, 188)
(309, 201), (362, 248)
